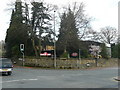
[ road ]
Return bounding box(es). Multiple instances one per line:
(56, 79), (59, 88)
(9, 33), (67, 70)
(1, 66), (119, 88)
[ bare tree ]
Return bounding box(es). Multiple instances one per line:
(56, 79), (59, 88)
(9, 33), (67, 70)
(57, 2), (92, 40)
(93, 26), (117, 44)
(118, 34), (120, 43)
(72, 2), (92, 40)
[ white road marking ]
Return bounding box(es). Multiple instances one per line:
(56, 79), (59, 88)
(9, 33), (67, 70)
(1, 78), (38, 83)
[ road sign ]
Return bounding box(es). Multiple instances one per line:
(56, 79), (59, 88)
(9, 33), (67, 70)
(20, 44), (25, 66)
(72, 53), (78, 57)
(20, 44), (24, 51)
(89, 45), (101, 67)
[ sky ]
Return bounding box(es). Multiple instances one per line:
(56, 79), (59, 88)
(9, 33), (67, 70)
(0, 0), (119, 41)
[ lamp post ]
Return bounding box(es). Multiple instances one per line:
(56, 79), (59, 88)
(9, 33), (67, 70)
(54, 10), (56, 68)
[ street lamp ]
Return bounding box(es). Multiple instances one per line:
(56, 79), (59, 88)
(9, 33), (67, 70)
(54, 10), (56, 68)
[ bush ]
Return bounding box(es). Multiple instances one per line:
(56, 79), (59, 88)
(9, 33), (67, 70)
(118, 43), (120, 59)
(60, 51), (69, 58)
(100, 43), (108, 59)
(80, 49), (89, 58)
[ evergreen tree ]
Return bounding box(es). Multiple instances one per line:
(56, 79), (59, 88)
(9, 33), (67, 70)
(56, 13), (67, 54)
(5, 0), (29, 58)
(57, 8), (80, 56)
(118, 43), (120, 59)
(31, 2), (52, 57)
(111, 43), (120, 58)
(111, 44), (117, 58)
(66, 9), (79, 54)
(100, 43), (108, 59)
(5, 1), (52, 58)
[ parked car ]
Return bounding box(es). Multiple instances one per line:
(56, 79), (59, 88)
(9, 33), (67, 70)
(0, 58), (13, 75)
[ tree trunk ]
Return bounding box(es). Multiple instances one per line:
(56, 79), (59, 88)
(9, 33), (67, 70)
(31, 39), (38, 57)
(38, 37), (41, 58)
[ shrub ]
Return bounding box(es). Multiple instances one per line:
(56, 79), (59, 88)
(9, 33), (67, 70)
(60, 51), (69, 58)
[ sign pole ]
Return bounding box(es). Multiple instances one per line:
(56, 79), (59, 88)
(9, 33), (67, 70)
(79, 49), (81, 64)
(20, 44), (25, 66)
(22, 52), (24, 66)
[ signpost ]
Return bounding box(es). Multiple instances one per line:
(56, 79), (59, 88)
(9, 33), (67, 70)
(78, 49), (81, 60)
(78, 49), (81, 65)
(89, 45), (101, 67)
(20, 44), (24, 66)
(71, 52), (79, 68)
(71, 53), (78, 57)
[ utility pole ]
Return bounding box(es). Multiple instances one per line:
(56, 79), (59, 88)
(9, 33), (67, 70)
(54, 10), (56, 68)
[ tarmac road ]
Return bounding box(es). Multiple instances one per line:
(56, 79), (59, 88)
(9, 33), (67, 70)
(1, 66), (119, 88)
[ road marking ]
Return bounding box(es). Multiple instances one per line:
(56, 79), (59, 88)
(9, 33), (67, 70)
(1, 78), (38, 83)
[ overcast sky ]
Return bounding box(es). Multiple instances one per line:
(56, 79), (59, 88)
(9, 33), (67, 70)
(0, 0), (119, 41)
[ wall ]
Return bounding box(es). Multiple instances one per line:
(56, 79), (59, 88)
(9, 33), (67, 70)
(15, 58), (118, 69)
(23, 58), (96, 69)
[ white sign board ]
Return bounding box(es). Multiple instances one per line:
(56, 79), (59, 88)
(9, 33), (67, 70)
(89, 45), (101, 56)
(20, 44), (24, 51)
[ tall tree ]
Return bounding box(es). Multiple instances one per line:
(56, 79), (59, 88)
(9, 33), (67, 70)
(92, 26), (117, 44)
(100, 43), (108, 59)
(61, 2), (91, 40)
(118, 43), (120, 59)
(56, 2), (92, 56)
(111, 43), (120, 58)
(57, 8), (80, 56)
(30, 2), (52, 57)
(5, 0), (29, 58)
(66, 8), (79, 53)
(57, 13), (67, 53)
